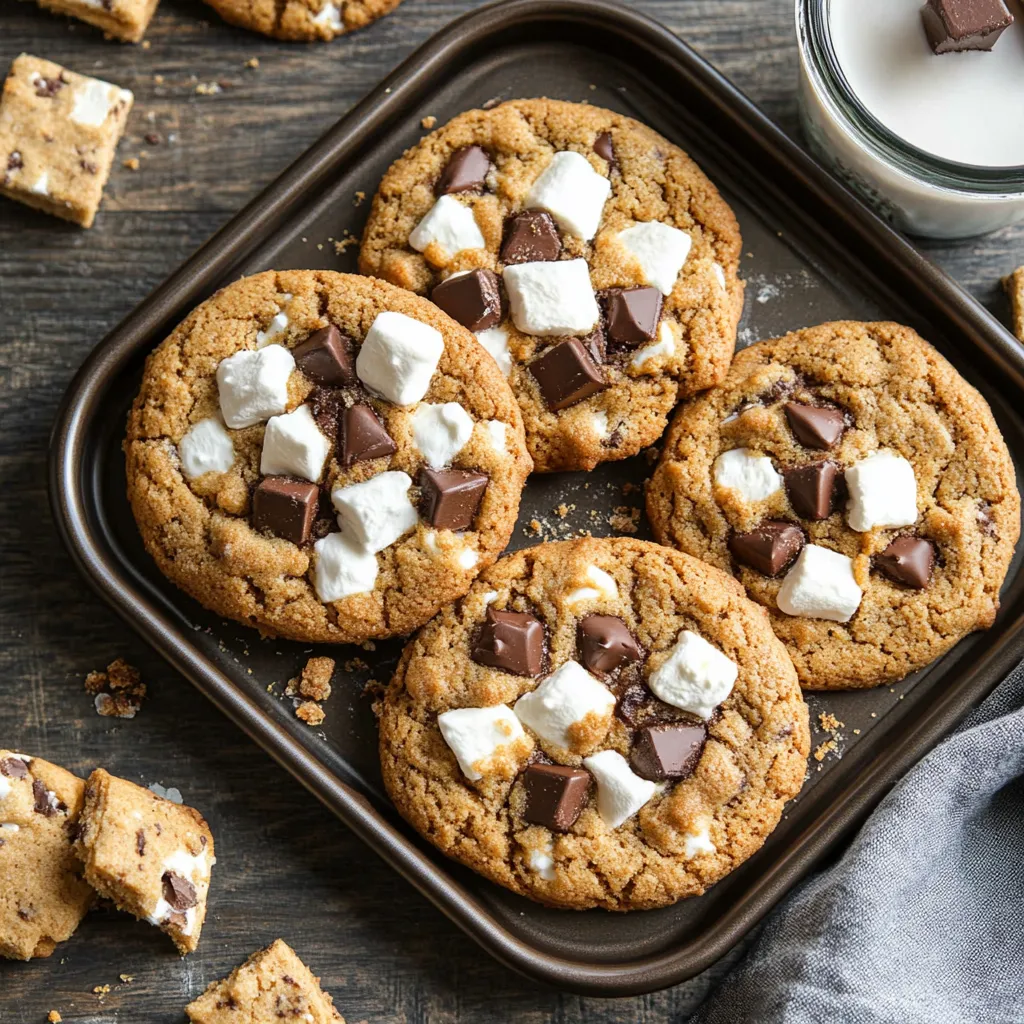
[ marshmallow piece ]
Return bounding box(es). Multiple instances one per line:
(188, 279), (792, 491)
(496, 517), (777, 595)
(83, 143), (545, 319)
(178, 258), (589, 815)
(631, 320), (676, 369)
(712, 262), (727, 290)
(482, 420), (507, 454)
(713, 448), (783, 502)
(146, 848), (211, 935)
(583, 750), (657, 829)
(412, 402), (474, 469)
(845, 450), (918, 532)
(476, 326), (512, 376)
(590, 410), (610, 439)
(684, 824), (716, 859)
(312, 1), (342, 28)
(31, 172), (48, 196)
(514, 660), (615, 749)
(256, 309), (289, 348)
(70, 78), (131, 127)
(503, 259), (600, 337)
(409, 195), (486, 260)
(0, 777), (9, 801)
(528, 842), (557, 880)
(260, 404), (329, 482)
(216, 345), (295, 429)
(178, 418), (235, 479)
(437, 705), (526, 781)
(356, 311), (444, 406)
(332, 471), (418, 553)
(648, 630), (738, 720)
(525, 150), (611, 240)
(457, 545), (478, 570)
(564, 564), (619, 608)
(617, 221), (693, 296)
(313, 532), (378, 602)
(777, 544), (863, 623)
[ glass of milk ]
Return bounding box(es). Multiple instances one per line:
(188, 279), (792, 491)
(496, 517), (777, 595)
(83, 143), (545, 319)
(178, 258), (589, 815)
(797, 0), (1024, 238)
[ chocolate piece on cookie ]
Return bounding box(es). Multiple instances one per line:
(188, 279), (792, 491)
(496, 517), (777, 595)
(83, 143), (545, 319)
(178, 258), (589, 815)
(875, 536), (936, 589)
(253, 477), (319, 545)
(630, 722), (707, 781)
(500, 210), (561, 265)
(729, 521), (804, 576)
(419, 468), (488, 531)
(529, 338), (608, 411)
(522, 764), (591, 831)
(471, 607), (545, 677)
(431, 268), (501, 332)
(293, 325), (355, 387)
(578, 614), (641, 675)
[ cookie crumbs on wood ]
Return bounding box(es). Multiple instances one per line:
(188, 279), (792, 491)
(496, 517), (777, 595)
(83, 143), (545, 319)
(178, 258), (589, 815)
(244, 56), (260, 68)
(47, 1013), (62, 1023)
(85, 658), (146, 719)
(1003, 267), (1024, 342)
(609, 506), (641, 534)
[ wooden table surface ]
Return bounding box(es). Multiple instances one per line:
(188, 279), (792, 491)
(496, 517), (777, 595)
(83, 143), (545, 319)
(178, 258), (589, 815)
(1, 1), (1021, 1020)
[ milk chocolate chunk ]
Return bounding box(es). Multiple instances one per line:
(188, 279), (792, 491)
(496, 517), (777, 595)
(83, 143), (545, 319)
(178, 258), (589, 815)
(522, 764), (591, 831)
(292, 325), (355, 387)
(784, 402), (845, 450)
(419, 467), (488, 531)
(921, 0), (1012, 53)
(500, 210), (561, 264)
(630, 722), (707, 781)
(602, 287), (663, 348)
(0, 757), (28, 779)
(529, 338), (608, 411)
(729, 521), (804, 576)
(253, 477), (319, 545)
(340, 404), (396, 466)
(875, 536), (935, 589)
(162, 872), (198, 912)
(431, 269), (502, 332)
(784, 461), (838, 521)
(578, 614), (641, 675)
(436, 145), (491, 195)
(594, 131), (616, 167)
(471, 606), (545, 677)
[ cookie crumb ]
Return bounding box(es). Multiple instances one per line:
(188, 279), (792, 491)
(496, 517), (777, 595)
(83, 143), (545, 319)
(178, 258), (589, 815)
(244, 56), (260, 69)
(141, 40), (151, 49)
(85, 658), (146, 719)
(144, 131), (161, 145)
(812, 739), (836, 762)
(353, 190), (366, 206)
(286, 657), (335, 701)
(194, 81), (222, 96)
(48, 1013), (62, 1023)
(609, 506), (641, 534)
(295, 701), (325, 726)
(818, 712), (843, 733)
(420, 115), (437, 129)
(119, 973), (134, 984)
(342, 657), (368, 673)
(153, 74), (164, 84)
(93, 984), (111, 996)
(334, 235), (359, 255)
(122, 157), (140, 171)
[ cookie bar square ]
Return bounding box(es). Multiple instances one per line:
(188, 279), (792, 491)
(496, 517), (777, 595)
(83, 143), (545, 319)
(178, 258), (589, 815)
(186, 939), (345, 1023)
(74, 769), (214, 955)
(0, 54), (133, 228)
(1003, 266), (1024, 343)
(36, 0), (161, 43)
(0, 751), (93, 960)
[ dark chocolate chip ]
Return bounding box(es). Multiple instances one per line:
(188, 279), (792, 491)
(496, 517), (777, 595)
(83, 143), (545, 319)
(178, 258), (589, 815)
(875, 536), (935, 589)
(33, 76), (65, 98)
(471, 606), (545, 677)
(436, 145), (491, 195)
(7, 152), (23, 172)
(529, 338), (608, 411)
(79, 159), (98, 175)
(601, 287), (663, 348)
(292, 325), (355, 387)
(32, 779), (55, 817)
(578, 614), (641, 675)
(978, 500), (997, 537)
(65, 820), (84, 843)
(431, 269), (501, 332)
(340, 404), (396, 466)
(522, 764), (591, 831)
(136, 829), (146, 856)
(616, 683), (655, 727)
(500, 210), (561, 265)
(594, 131), (616, 168)
(162, 871), (198, 912)
(784, 461), (838, 521)
(144, 131), (162, 145)
(784, 402), (846, 450)
(921, 0), (1012, 53)
(0, 757), (28, 779)
(419, 468), (488, 531)
(581, 325), (606, 364)
(252, 477), (319, 546)
(729, 521), (804, 576)
(630, 722), (707, 781)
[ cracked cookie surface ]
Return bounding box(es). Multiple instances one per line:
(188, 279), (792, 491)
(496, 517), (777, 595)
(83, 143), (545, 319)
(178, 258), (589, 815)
(200, 0), (401, 40)
(377, 537), (809, 911)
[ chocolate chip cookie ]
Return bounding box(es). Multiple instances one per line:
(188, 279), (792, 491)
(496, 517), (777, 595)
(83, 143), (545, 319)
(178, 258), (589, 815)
(126, 270), (531, 644)
(377, 538), (809, 911)
(647, 321), (1021, 690)
(359, 99), (744, 473)
(200, 0), (401, 41)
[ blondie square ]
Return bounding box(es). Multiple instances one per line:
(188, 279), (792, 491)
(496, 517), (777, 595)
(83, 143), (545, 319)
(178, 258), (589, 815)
(36, 0), (161, 43)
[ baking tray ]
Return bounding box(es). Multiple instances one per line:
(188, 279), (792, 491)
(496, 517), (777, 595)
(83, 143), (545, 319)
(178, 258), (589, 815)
(49, 0), (1024, 996)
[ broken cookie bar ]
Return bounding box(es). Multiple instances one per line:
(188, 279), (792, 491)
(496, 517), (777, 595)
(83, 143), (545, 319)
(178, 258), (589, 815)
(35, 0), (160, 43)
(74, 769), (214, 955)
(0, 54), (133, 228)
(186, 939), (345, 1023)
(1003, 266), (1024, 343)
(0, 751), (93, 960)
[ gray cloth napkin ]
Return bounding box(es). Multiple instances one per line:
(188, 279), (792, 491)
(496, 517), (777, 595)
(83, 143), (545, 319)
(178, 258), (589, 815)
(690, 664), (1024, 1024)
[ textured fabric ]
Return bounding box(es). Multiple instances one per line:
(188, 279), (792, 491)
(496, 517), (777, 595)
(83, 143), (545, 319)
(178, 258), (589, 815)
(691, 665), (1024, 1024)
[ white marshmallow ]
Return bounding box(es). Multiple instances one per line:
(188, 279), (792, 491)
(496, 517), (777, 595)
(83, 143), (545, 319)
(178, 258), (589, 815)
(256, 310), (289, 348)
(475, 325), (512, 376)
(412, 402), (474, 469)
(30, 172), (48, 196)
(216, 345), (295, 429)
(332, 471), (418, 553)
(437, 705), (526, 781)
(617, 221), (693, 296)
(513, 660), (615, 749)
(525, 150), (611, 240)
(777, 544), (863, 623)
(713, 448), (783, 502)
(70, 79), (130, 127)
(356, 311), (444, 406)
(409, 195), (485, 260)
(648, 630), (738, 720)
(684, 824), (716, 859)
(260, 404), (329, 483)
(0, 777), (9, 801)
(712, 262), (727, 290)
(457, 546), (478, 570)
(482, 420), (507, 454)
(178, 418), (235, 480)
(503, 259), (599, 337)
(312, 1), (342, 28)
(313, 532), (378, 602)
(583, 750), (657, 829)
(631, 320), (676, 369)
(845, 450), (918, 532)
(564, 564), (619, 608)
(146, 848), (210, 935)
(590, 410), (610, 439)
(0, 823), (18, 832)
(528, 843), (557, 880)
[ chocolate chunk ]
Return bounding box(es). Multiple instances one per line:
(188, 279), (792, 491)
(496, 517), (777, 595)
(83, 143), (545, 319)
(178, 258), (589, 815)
(581, 325), (606, 365)
(33, 76), (65, 98)
(616, 683), (656, 727)
(162, 871), (198, 912)
(602, 287), (663, 348)
(529, 338), (608, 411)
(65, 821), (84, 843)
(578, 614), (641, 675)
(136, 829), (146, 856)
(436, 145), (491, 195)
(431, 269), (502, 332)
(7, 152), (23, 172)
(500, 210), (561, 264)
(340, 404), (396, 466)
(594, 131), (616, 168)
(875, 536), (935, 589)
(292, 325), (355, 387)
(921, 0), (1012, 53)
(419, 467), (488, 531)
(32, 779), (55, 817)
(729, 521), (804, 576)
(0, 757), (28, 779)
(522, 764), (591, 831)
(471, 607), (545, 677)
(784, 461), (838, 521)
(784, 402), (845, 450)
(252, 477), (319, 545)
(630, 722), (707, 781)
(308, 386), (345, 438)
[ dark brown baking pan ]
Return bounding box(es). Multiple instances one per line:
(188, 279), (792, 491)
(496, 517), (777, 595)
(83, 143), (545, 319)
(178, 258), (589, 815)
(50, 0), (1024, 996)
